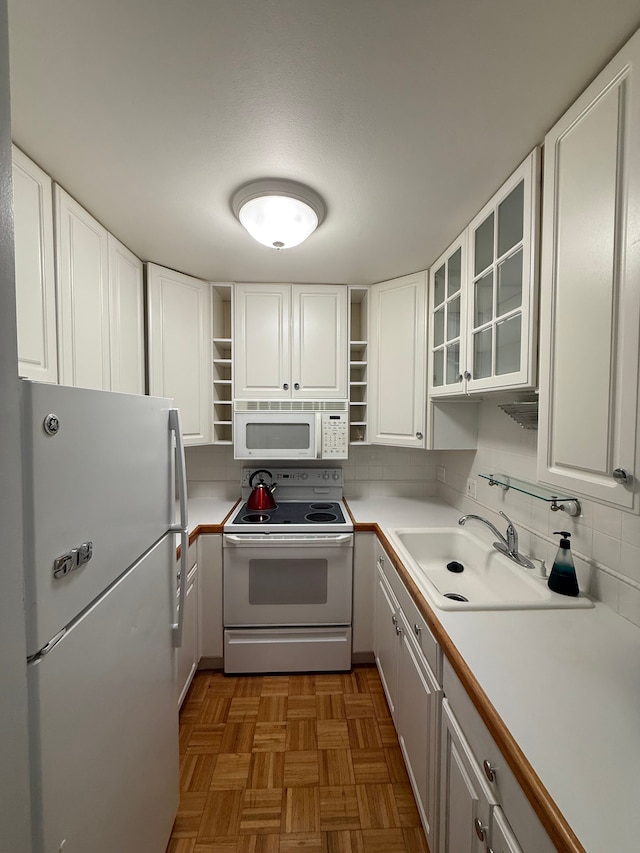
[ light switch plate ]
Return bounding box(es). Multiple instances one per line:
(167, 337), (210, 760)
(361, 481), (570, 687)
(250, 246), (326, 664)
(466, 478), (477, 499)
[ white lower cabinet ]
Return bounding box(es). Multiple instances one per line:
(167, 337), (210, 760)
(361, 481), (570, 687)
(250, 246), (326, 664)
(176, 542), (199, 708)
(374, 540), (441, 852)
(197, 534), (223, 664)
(439, 699), (495, 853)
(440, 658), (554, 853)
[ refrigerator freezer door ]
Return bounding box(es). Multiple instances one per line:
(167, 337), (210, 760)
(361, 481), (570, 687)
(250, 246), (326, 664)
(28, 536), (178, 853)
(21, 381), (175, 656)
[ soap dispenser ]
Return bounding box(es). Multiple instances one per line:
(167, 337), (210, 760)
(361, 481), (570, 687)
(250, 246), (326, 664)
(547, 531), (579, 596)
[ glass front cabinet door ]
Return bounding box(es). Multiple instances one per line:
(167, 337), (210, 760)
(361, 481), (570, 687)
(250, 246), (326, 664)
(429, 233), (467, 397)
(465, 148), (540, 393)
(430, 149), (540, 398)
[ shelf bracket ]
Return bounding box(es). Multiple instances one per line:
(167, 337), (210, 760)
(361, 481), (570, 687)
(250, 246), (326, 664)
(550, 498), (581, 518)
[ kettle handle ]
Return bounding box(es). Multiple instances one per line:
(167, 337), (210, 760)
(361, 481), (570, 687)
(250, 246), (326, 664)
(249, 468), (273, 487)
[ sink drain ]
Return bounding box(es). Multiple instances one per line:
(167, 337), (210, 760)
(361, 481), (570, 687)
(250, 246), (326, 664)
(446, 560), (464, 573)
(444, 593), (469, 602)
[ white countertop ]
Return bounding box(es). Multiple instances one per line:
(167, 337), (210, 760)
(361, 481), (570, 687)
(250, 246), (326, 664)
(346, 496), (640, 853)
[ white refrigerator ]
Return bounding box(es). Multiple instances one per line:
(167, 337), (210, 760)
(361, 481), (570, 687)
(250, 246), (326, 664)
(21, 380), (189, 853)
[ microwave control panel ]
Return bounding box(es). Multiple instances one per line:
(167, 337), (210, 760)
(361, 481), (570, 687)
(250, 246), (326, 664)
(321, 413), (349, 458)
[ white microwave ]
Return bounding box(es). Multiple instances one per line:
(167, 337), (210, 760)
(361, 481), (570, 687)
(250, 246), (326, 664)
(233, 402), (349, 460)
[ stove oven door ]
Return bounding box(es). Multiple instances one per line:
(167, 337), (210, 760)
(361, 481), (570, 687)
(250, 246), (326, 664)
(223, 532), (353, 627)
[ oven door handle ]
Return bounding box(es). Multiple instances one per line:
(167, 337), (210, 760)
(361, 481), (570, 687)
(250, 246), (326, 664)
(223, 533), (353, 547)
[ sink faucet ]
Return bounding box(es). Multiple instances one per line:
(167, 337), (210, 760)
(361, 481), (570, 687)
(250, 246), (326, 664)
(458, 511), (534, 569)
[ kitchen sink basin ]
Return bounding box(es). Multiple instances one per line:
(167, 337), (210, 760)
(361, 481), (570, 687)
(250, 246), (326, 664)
(385, 527), (593, 611)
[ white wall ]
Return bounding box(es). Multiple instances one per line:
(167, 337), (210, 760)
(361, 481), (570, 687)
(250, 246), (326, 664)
(438, 400), (640, 629)
(0, 0), (32, 847)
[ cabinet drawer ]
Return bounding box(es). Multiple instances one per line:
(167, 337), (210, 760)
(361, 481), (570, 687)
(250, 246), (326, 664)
(376, 539), (441, 681)
(443, 658), (554, 853)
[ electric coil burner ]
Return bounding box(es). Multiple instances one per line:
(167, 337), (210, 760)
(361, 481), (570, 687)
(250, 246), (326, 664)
(223, 467), (354, 674)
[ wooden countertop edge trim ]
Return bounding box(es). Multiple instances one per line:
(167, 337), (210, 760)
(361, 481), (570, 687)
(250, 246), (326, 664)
(375, 526), (586, 853)
(177, 501), (241, 556)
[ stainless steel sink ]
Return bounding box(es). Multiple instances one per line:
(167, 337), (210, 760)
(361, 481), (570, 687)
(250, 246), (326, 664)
(385, 527), (593, 611)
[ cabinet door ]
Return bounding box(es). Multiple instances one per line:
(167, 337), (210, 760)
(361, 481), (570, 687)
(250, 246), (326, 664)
(439, 699), (494, 853)
(12, 146), (58, 383)
(429, 234), (467, 397)
(370, 271), (427, 447)
(198, 534), (223, 661)
(397, 611), (442, 852)
(537, 30), (640, 511)
(55, 186), (110, 390)
(234, 283), (290, 398)
(108, 235), (144, 395)
(374, 560), (400, 719)
(147, 264), (212, 445)
(176, 563), (198, 708)
(291, 284), (348, 398)
(466, 150), (539, 394)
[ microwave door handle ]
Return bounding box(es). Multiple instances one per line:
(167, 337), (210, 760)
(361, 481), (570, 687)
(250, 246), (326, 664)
(316, 413), (323, 458)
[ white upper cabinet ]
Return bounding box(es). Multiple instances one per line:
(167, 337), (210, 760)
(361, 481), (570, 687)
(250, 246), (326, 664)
(429, 233), (467, 397)
(234, 283), (348, 400)
(55, 186), (111, 390)
(12, 146), (58, 383)
(108, 235), (144, 395)
(147, 264), (212, 446)
(369, 271), (427, 448)
(430, 150), (540, 398)
(537, 30), (640, 511)
(54, 186), (144, 393)
(466, 150), (539, 393)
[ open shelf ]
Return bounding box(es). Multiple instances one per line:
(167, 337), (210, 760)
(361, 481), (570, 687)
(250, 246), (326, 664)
(211, 285), (233, 445)
(348, 287), (369, 445)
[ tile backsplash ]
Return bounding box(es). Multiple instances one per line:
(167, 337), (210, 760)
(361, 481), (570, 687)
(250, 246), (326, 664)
(185, 444), (439, 501)
(437, 400), (640, 629)
(185, 409), (640, 629)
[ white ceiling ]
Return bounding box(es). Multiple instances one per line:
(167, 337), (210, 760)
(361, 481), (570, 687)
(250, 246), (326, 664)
(8, 1), (640, 285)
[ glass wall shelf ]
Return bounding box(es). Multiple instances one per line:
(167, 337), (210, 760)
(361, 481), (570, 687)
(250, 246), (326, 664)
(479, 473), (581, 516)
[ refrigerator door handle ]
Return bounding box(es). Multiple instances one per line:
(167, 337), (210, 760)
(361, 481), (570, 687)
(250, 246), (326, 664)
(168, 407), (188, 648)
(173, 528), (188, 648)
(169, 408), (188, 533)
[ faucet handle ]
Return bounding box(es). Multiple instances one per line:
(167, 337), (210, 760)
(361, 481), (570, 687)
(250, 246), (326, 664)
(499, 510), (515, 528)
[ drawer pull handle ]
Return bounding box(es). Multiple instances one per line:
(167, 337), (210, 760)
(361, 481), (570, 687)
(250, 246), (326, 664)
(414, 623), (421, 637)
(483, 759), (496, 782)
(474, 818), (487, 841)
(391, 614), (397, 626)
(395, 625), (402, 636)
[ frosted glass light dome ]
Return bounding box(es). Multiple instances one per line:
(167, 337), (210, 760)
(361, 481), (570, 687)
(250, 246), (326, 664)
(232, 179), (326, 250)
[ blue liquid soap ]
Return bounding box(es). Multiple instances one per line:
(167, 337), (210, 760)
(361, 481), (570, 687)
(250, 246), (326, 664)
(547, 531), (579, 597)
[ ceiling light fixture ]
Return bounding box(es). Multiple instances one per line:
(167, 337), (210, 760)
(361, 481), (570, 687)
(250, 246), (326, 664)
(231, 179), (326, 250)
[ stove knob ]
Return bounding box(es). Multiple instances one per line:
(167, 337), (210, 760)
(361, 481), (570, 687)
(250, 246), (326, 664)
(332, 471), (340, 480)
(301, 472), (308, 479)
(322, 471), (330, 480)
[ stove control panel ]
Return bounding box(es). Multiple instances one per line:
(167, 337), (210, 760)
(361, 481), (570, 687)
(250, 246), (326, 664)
(241, 467), (343, 488)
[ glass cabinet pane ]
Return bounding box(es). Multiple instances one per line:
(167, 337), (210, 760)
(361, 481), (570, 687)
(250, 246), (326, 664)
(434, 307), (445, 346)
(497, 249), (523, 316)
(497, 179), (524, 257)
(446, 342), (460, 384)
(474, 271), (493, 327)
(496, 314), (521, 375)
(473, 328), (492, 379)
(447, 248), (461, 296)
(433, 349), (444, 386)
(434, 265), (446, 306)
(447, 294), (461, 340)
(474, 212), (494, 275)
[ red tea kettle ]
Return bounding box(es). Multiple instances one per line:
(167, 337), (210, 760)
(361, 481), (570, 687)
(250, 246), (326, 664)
(247, 469), (277, 511)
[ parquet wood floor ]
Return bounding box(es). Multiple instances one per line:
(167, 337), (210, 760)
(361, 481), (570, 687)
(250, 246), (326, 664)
(167, 666), (430, 853)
